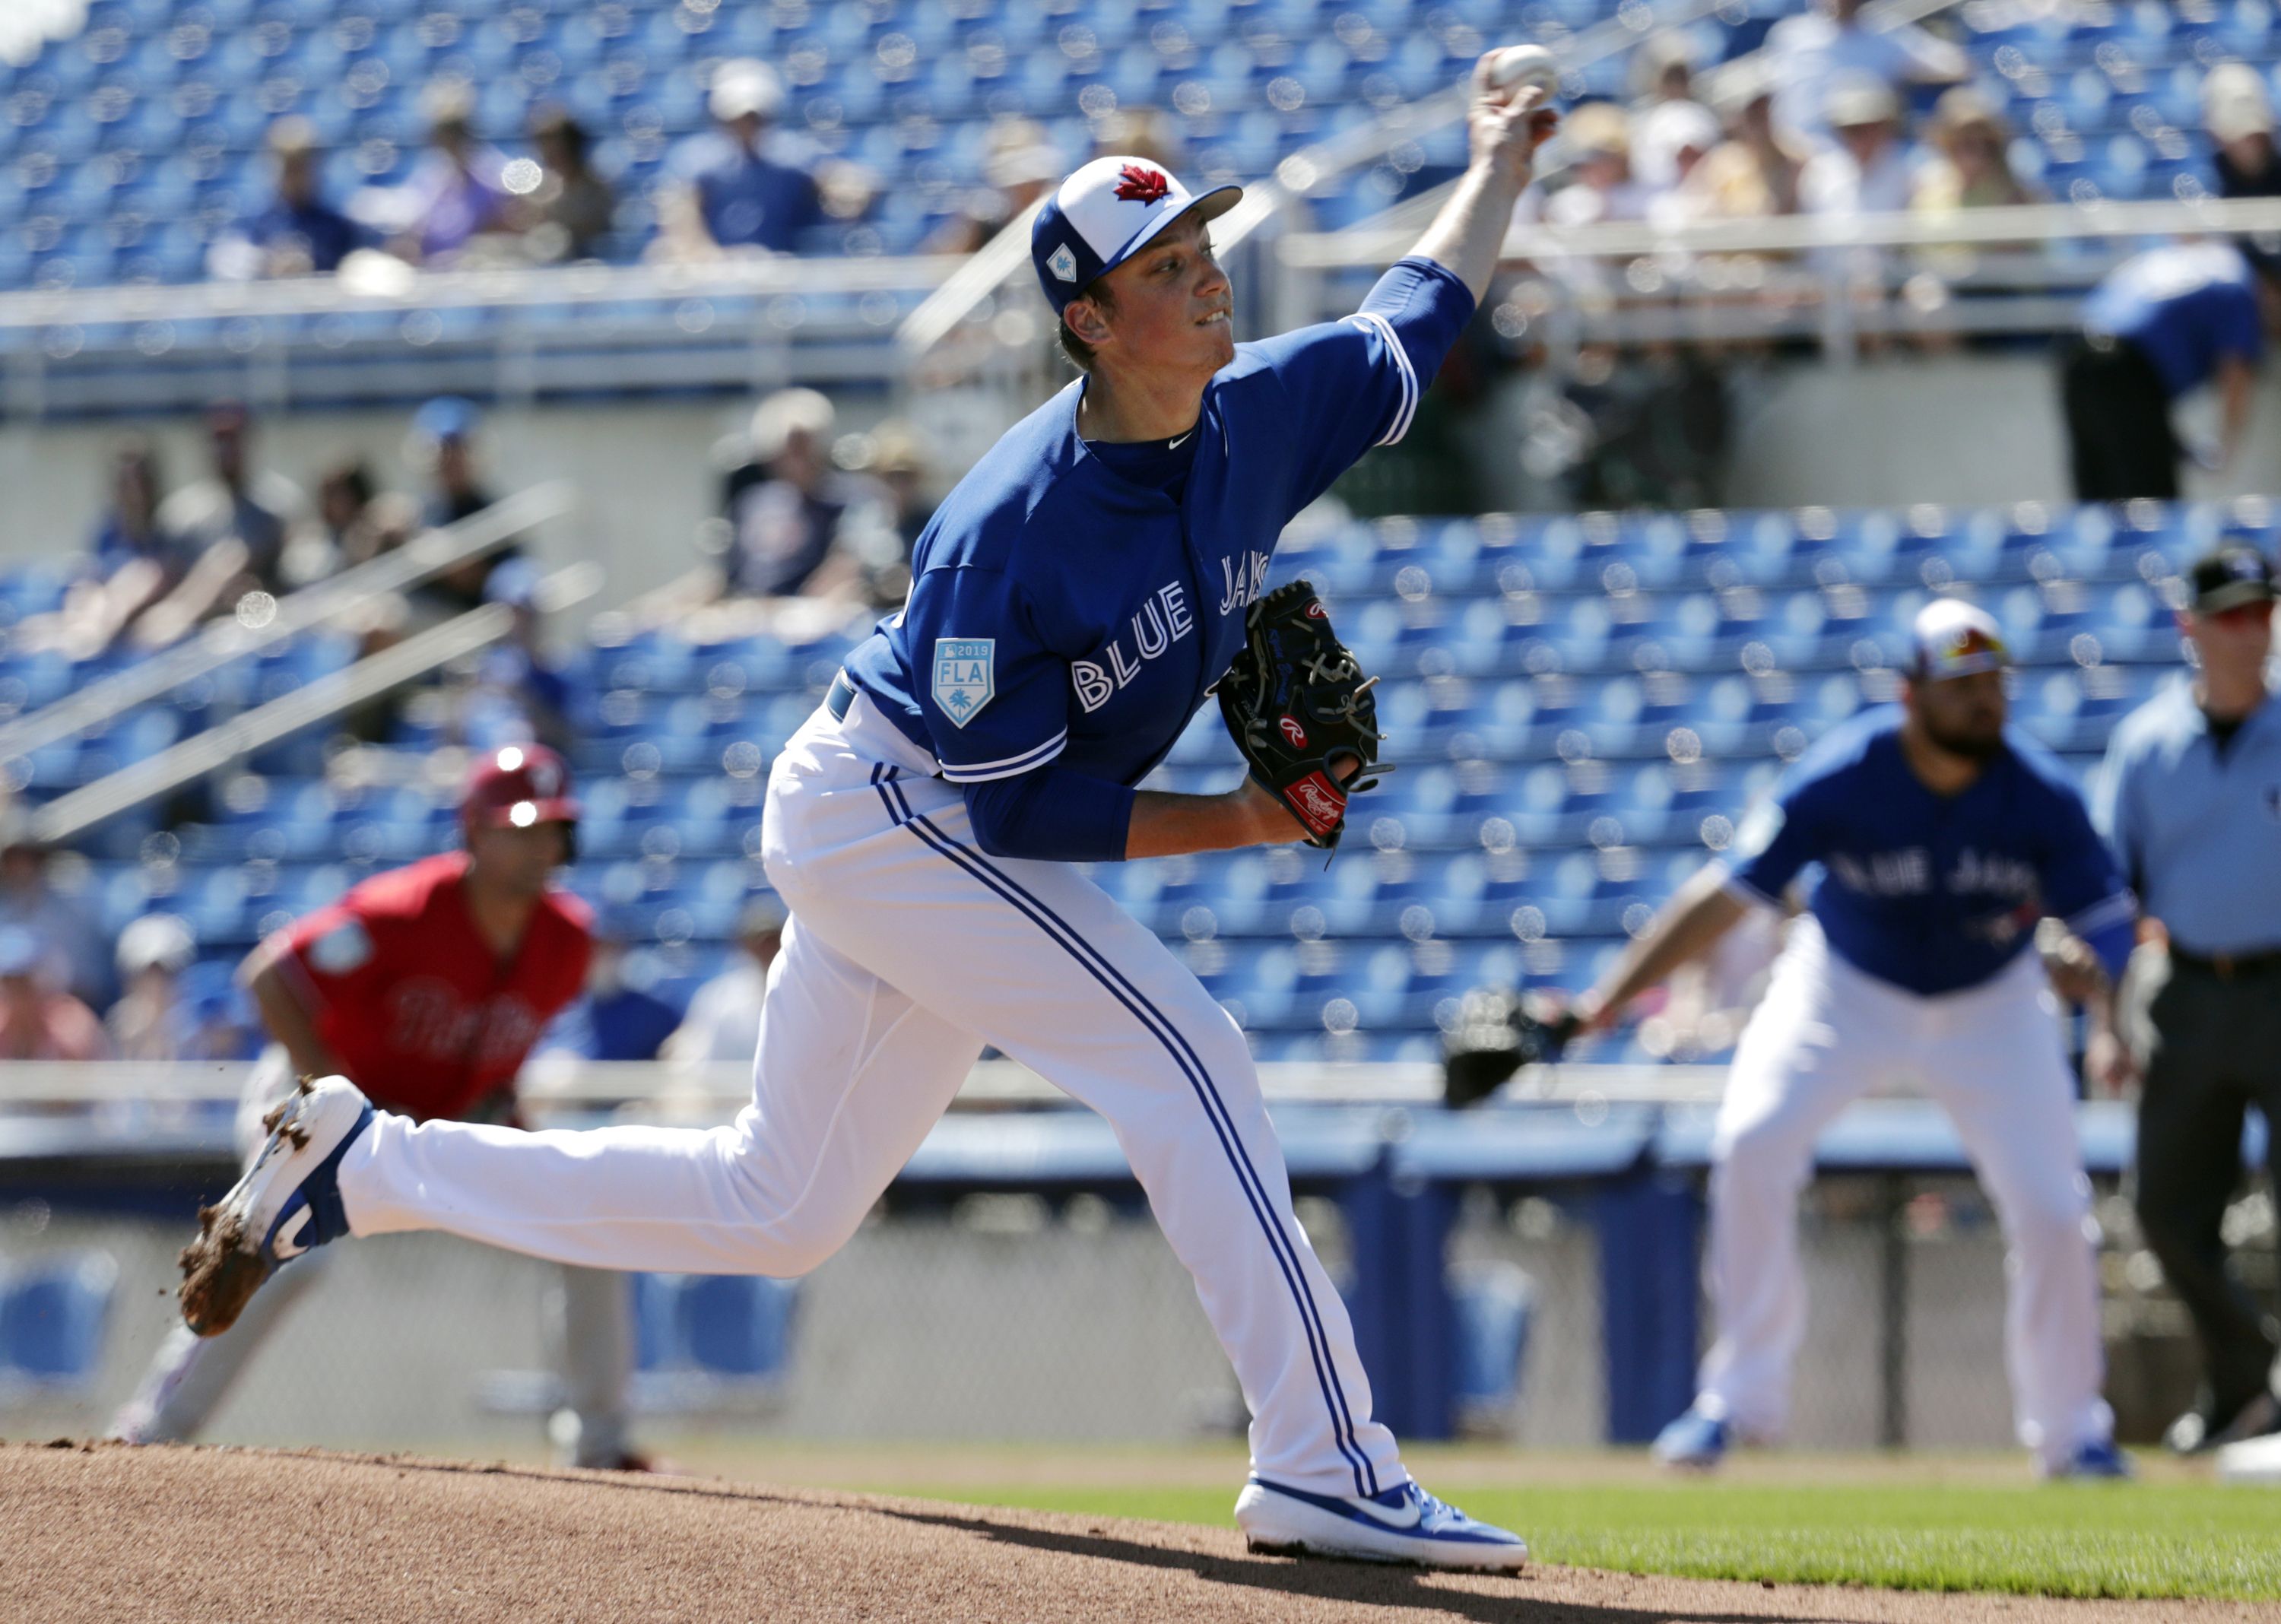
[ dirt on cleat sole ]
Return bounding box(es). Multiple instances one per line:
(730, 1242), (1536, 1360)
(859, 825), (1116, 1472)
(177, 1204), (269, 1337)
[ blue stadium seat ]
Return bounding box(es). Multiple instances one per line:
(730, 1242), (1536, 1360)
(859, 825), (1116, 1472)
(0, 1251), (118, 1386)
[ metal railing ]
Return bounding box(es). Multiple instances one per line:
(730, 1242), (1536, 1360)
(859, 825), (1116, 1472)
(0, 481), (571, 768)
(28, 559), (598, 842)
(1274, 195), (2281, 357)
(0, 255), (965, 417)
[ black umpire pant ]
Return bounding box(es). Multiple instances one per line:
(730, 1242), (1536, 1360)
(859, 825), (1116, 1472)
(2059, 335), (2182, 503)
(2130, 950), (2281, 1416)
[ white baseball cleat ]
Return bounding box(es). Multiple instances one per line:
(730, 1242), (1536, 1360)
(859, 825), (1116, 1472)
(1234, 1476), (1529, 1571)
(177, 1076), (373, 1337)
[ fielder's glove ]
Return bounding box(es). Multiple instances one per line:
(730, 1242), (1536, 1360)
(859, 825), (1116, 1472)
(1442, 988), (1581, 1109)
(1217, 579), (1385, 849)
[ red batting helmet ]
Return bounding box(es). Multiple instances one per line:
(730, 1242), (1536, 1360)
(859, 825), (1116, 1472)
(462, 743), (580, 830)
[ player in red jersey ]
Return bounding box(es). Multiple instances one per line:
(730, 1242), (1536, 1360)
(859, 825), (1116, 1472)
(113, 746), (644, 1467)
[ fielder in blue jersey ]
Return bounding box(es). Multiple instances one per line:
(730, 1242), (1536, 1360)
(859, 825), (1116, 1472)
(1563, 599), (2137, 1478)
(176, 60), (1560, 1569)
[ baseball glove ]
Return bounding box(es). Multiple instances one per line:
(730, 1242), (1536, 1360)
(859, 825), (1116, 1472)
(1442, 988), (1581, 1109)
(1217, 579), (1385, 849)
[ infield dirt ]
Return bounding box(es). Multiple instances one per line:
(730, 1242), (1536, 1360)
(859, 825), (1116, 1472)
(2, 1441), (2266, 1623)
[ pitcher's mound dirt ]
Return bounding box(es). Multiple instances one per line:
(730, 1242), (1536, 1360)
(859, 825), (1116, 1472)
(0, 1442), (2250, 1622)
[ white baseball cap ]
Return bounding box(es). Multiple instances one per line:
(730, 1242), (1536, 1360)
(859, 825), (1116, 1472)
(118, 912), (196, 977)
(1029, 155), (1242, 316)
(2204, 62), (2275, 143)
(1910, 598), (2010, 680)
(710, 59), (785, 122)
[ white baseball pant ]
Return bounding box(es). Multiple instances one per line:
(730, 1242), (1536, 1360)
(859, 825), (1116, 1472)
(334, 696), (1405, 1497)
(113, 1049), (636, 1467)
(1694, 916), (2113, 1466)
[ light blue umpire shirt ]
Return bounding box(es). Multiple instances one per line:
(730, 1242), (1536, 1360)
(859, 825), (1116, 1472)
(2092, 675), (2281, 956)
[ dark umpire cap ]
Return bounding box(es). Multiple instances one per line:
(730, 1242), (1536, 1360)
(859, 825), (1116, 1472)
(2187, 542), (2277, 614)
(1030, 155), (1242, 316)
(463, 743), (579, 829)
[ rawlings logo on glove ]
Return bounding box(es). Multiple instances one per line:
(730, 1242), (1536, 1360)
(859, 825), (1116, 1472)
(1217, 579), (1385, 850)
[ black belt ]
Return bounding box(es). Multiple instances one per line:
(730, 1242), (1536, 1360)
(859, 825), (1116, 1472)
(2171, 946), (2281, 980)
(826, 671), (858, 722)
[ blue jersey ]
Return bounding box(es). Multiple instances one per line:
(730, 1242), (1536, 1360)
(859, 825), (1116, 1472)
(2083, 243), (2263, 401)
(841, 257), (1473, 859)
(1724, 708), (2135, 996)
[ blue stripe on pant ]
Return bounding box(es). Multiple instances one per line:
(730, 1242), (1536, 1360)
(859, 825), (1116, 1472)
(870, 764), (1376, 1497)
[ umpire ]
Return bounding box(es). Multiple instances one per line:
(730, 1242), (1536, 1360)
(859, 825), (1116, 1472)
(2060, 243), (2270, 502)
(2092, 541), (2281, 1454)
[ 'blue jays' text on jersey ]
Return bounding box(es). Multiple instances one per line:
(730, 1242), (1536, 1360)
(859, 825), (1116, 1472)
(1722, 707), (2137, 997)
(839, 257), (1474, 858)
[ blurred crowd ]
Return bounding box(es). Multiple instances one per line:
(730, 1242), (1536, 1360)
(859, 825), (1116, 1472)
(623, 387), (939, 640)
(26, 394), (534, 668)
(205, 38), (1198, 284)
(0, 812), (795, 1073)
(1515, 2), (2005, 256)
(0, 815), (252, 1064)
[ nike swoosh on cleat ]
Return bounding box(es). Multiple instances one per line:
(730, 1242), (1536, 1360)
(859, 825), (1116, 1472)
(1250, 1480), (1422, 1532)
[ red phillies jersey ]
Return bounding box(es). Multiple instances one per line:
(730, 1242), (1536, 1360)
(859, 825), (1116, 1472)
(274, 852), (592, 1121)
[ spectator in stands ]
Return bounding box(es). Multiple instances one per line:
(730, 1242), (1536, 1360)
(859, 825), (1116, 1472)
(868, 420), (936, 564)
(1632, 30), (1698, 109)
(2205, 65), (2281, 278)
(1912, 88), (2033, 213)
(138, 401), (312, 646)
(316, 459), (380, 561)
(924, 119), (1061, 255)
(1689, 79), (1810, 224)
(34, 439), (192, 660)
(1630, 37), (1718, 193)
(106, 914), (198, 1062)
(389, 83), (516, 268)
(0, 815), (107, 1010)
(408, 396), (518, 617)
(2061, 242), (2273, 501)
(1765, 0), (1965, 144)
(2207, 63), (2280, 199)
(1800, 76), (1914, 218)
(626, 389), (893, 627)
(1090, 107), (1188, 173)
(658, 59), (823, 259)
(1530, 102), (1650, 229)
(542, 912), (683, 1064)
(663, 898), (784, 1064)
(211, 118), (365, 281)
(0, 928), (108, 1061)
(455, 559), (573, 753)
(1638, 100), (1725, 224)
(521, 104), (616, 264)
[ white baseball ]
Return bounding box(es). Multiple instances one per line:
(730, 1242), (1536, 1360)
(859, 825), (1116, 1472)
(1485, 43), (1560, 103)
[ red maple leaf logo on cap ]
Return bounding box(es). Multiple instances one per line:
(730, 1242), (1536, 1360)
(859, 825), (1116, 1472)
(1113, 164), (1171, 204)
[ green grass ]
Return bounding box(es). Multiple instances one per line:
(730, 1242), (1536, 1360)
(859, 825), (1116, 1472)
(859, 1475), (2281, 1600)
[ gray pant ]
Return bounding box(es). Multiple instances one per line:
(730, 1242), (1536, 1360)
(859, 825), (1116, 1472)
(111, 1052), (637, 1467)
(2130, 953), (2281, 1417)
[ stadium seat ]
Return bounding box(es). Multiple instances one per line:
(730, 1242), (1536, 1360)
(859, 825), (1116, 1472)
(0, 1251), (119, 1388)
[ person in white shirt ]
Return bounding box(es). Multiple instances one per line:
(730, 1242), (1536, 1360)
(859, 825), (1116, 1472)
(1799, 76), (1916, 218)
(1767, 0), (1965, 144)
(663, 898), (785, 1064)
